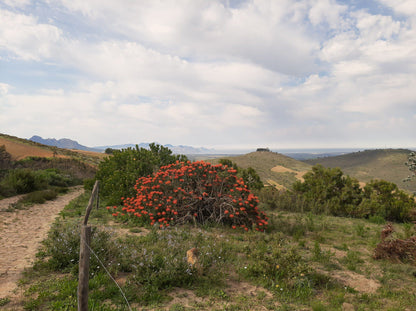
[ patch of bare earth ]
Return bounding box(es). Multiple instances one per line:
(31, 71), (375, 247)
(331, 270), (380, 294)
(271, 165), (306, 182)
(0, 187), (84, 304)
(162, 280), (277, 311)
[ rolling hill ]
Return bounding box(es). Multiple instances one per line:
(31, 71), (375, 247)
(304, 149), (416, 193)
(211, 150), (312, 189)
(0, 133), (106, 167)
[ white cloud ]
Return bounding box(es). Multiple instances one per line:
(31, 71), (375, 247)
(0, 83), (10, 95)
(1, 0), (30, 8)
(378, 0), (416, 16)
(308, 0), (347, 28)
(0, 0), (415, 149)
(0, 9), (63, 60)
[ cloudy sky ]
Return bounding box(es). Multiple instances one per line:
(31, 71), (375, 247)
(0, 0), (415, 150)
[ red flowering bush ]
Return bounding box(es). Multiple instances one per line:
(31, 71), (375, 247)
(108, 160), (268, 232)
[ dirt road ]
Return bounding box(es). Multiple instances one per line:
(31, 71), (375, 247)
(0, 187), (84, 301)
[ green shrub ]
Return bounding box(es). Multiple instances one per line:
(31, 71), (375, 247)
(0, 168), (47, 195)
(95, 143), (187, 205)
(289, 165), (416, 222)
(41, 221), (126, 275)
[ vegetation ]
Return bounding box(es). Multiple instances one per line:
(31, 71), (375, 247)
(0, 142), (93, 203)
(111, 160), (268, 231)
(16, 190), (416, 310)
(219, 158), (264, 190)
(3, 142), (416, 310)
(260, 165), (416, 222)
(94, 143), (187, 205)
(305, 148), (416, 193)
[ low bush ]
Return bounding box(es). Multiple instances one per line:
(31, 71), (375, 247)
(40, 220), (126, 275)
(0, 168), (47, 195)
(19, 189), (58, 204)
(111, 160), (268, 231)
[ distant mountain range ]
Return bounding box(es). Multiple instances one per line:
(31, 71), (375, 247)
(29, 135), (100, 152)
(29, 136), (216, 154)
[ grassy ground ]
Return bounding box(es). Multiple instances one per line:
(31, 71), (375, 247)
(7, 193), (416, 310)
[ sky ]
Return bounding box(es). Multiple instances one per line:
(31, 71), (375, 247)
(0, 0), (415, 151)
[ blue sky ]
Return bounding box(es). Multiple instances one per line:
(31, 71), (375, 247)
(0, 0), (415, 150)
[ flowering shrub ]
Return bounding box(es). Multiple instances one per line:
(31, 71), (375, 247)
(109, 160), (268, 231)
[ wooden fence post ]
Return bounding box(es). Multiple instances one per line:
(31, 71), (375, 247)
(77, 180), (100, 311)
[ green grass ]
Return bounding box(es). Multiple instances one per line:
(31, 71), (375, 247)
(11, 192), (416, 310)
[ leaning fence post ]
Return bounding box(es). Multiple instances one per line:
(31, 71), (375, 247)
(78, 180), (100, 311)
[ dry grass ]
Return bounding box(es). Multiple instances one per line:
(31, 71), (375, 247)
(0, 137), (64, 160)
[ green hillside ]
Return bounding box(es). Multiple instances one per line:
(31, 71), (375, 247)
(211, 151), (312, 189)
(305, 149), (416, 193)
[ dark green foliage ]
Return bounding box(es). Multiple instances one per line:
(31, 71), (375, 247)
(14, 157), (95, 181)
(0, 168), (78, 197)
(219, 158), (263, 190)
(0, 145), (12, 170)
(0, 168), (46, 195)
(267, 165), (416, 222)
(105, 148), (116, 154)
(292, 165), (362, 216)
(95, 143), (187, 205)
(241, 167), (264, 190)
(358, 180), (415, 222)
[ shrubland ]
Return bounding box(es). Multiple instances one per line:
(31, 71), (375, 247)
(259, 164), (416, 223)
(4, 146), (416, 310)
(0, 144), (93, 205)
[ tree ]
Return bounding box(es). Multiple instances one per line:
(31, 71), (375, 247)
(95, 143), (187, 205)
(104, 148), (116, 154)
(0, 145), (12, 170)
(359, 180), (415, 222)
(241, 167), (264, 190)
(404, 151), (416, 182)
(292, 164), (362, 215)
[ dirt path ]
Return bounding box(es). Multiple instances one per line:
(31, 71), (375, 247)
(0, 187), (84, 300)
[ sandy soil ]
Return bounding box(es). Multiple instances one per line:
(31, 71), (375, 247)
(270, 165), (306, 182)
(0, 187), (84, 301)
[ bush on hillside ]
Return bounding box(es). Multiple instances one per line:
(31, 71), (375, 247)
(14, 157), (95, 181)
(358, 180), (415, 222)
(0, 168), (47, 196)
(0, 168), (77, 198)
(110, 160), (268, 231)
(285, 165), (416, 222)
(0, 145), (12, 170)
(292, 164), (363, 215)
(95, 143), (187, 205)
